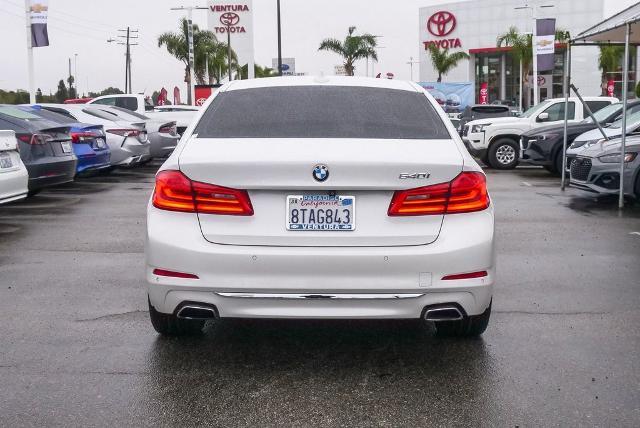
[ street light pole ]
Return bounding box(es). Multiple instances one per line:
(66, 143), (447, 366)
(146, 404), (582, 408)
(171, 5), (208, 105)
(277, 0), (282, 76)
(24, 0), (36, 104)
(515, 4), (553, 107)
(407, 56), (420, 81)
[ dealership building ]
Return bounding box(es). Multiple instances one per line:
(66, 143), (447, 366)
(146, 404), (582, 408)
(419, 0), (637, 106)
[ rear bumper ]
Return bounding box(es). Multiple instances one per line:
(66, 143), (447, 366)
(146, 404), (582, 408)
(0, 166), (29, 204)
(149, 134), (179, 158)
(76, 149), (111, 173)
(146, 204), (495, 319)
(25, 157), (77, 191)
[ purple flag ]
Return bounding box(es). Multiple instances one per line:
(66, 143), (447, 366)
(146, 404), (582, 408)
(29, 1), (49, 47)
(535, 18), (556, 72)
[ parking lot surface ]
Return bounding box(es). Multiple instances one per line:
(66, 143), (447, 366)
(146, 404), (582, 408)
(1, 163), (639, 427)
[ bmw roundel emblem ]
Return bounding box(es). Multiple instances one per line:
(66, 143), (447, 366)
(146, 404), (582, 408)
(313, 164), (329, 182)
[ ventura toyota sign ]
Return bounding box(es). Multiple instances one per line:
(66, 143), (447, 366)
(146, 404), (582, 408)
(423, 11), (462, 49)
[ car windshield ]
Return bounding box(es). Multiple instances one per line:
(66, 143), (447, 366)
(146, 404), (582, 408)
(608, 109), (640, 129)
(581, 103), (621, 124)
(194, 86), (450, 139)
(519, 100), (552, 118)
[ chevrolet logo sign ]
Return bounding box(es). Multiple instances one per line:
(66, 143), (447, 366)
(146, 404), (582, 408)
(537, 39), (554, 47)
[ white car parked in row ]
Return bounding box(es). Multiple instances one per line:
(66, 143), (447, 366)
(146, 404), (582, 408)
(463, 96), (617, 169)
(0, 130), (29, 204)
(146, 76), (495, 338)
(88, 94), (200, 136)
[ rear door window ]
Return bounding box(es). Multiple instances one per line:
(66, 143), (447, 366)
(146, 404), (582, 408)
(116, 97), (139, 111)
(585, 100), (612, 113)
(195, 86), (450, 139)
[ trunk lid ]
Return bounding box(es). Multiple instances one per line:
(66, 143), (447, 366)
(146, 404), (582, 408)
(179, 138), (463, 247)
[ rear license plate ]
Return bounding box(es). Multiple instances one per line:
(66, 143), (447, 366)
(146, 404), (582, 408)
(60, 141), (72, 153)
(0, 152), (12, 169)
(286, 195), (355, 231)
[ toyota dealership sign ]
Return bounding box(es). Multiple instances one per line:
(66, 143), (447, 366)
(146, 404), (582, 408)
(423, 11), (462, 50)
(208, 1), (255, 78)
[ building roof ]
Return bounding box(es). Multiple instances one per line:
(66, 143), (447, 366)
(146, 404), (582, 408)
(573, 2), (640, 44)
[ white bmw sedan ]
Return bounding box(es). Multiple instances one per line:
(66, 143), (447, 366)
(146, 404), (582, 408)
(146, 77), (495, 337)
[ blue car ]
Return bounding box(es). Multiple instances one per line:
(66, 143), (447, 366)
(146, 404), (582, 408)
(22, 105), (111, 174)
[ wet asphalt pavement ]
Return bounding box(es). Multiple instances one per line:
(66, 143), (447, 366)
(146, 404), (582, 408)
(1, 162), (639, 427)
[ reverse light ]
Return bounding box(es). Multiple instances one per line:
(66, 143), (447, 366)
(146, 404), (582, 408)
(152, 268), (199, 279)
(442, 271), (488, 280)
(388, 172), (489, 216)
(153, 170), (254, 216)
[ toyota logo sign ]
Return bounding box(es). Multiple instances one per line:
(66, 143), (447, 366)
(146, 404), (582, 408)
(427, 11), (456, 37)
(220, 12), (240, 26)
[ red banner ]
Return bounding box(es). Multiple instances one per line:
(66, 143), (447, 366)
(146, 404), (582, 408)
(173, 86), (181, 105)
(157, 87), (168, 106)
(607, 80), (615, 97)
(479, 82), (488, 104)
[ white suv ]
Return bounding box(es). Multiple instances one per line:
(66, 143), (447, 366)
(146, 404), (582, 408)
(145, 77), (495, 337)
(463, 97), (617, 169)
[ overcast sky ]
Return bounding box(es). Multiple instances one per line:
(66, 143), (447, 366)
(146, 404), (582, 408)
(0, 0), (635, 96)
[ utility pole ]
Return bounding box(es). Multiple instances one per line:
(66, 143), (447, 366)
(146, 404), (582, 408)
(74, 53), (78, 96)
(277, 0), (282, 76)
(117, 27), (138, 93)
(171, 6), (208, 105)
(68, 57), (72, 96)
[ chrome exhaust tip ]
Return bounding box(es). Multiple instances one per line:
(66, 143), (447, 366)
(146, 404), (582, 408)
(176, 304), (217, 320)
(424, 306), (464, 322)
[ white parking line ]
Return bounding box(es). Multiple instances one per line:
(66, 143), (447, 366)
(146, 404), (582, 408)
(521, 181), (532, 187)
(630, 232), (640, 236)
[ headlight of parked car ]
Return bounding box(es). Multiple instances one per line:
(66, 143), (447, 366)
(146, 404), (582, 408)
(471, 123), (491, 133)
(598, 152), (637, 163)
(570, 139), (600, 149)
(537, 133), (559, 141)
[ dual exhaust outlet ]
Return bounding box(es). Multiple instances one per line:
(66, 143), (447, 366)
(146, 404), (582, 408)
(175, 302), (464, 322)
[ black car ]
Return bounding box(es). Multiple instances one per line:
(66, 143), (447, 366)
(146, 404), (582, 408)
(521, 100), (640, 174)
(0, 105), (77, 195)
(459, 104), (512, 136)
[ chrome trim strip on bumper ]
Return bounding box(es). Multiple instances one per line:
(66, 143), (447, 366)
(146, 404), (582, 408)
(215, 293), (425, 300)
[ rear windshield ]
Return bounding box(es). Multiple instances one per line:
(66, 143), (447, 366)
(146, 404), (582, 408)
(194, 86), (450, 139)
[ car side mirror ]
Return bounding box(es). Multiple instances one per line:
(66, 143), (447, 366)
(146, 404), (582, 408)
(537, 112), (549, 122)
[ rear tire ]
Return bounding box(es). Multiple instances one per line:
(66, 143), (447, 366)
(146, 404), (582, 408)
(434, 302), (491, 337)
(543, 151), (564, 176)
(635, 172), (640, 199)
(148, 298), (205, 336)
(488, 139), (519, 170)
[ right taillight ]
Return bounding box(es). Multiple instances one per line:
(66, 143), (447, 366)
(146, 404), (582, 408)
(388, 172), (489, 216)
(152, 170), (254, 216)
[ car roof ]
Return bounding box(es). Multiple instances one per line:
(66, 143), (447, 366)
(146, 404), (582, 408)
(222, 76), (420, 93)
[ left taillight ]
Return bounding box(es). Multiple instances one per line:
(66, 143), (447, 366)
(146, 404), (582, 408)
(17, 133), (51, 145)
(71, 131), (100, 144)
(159, 122), (177, 136)
(388, 172), (489, 216)
(152, 170), (254, 216)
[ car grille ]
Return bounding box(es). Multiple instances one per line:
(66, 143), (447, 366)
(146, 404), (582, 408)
(570, 158), (592, 181)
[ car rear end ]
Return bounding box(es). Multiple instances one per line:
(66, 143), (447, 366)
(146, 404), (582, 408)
(69, 125), (110, 174)
(146, 78), (495, 335)
(0, 130), (29, 204)
(145, 120), (179, 158)
(105, 123), (150, 166)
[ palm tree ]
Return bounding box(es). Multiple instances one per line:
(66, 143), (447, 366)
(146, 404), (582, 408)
(598, 45), (625, 95)
(158, 18), (231, 104)
(318, 26), (378, 76)
(426, 45), (469, 82)
(496, 26), (570, 106)
(239, 64), (278, 80)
